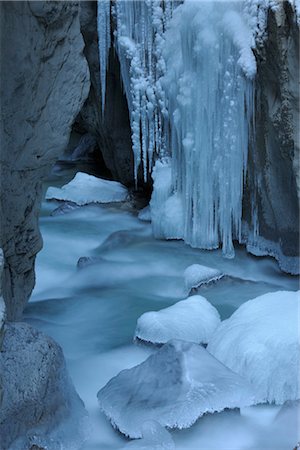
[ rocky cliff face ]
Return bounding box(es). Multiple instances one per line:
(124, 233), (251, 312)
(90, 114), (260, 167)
(0, 1), (90, 320)
(244, 2), (299, 274)
(75, 1), (135, 186)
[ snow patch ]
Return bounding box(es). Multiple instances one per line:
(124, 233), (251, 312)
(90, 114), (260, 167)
(46, 172), (128, 206)
(134, 295), (221, 345)
(184, 264), (224, 293)
(97, 340), (255, 438)
(207, 290), (300, 404)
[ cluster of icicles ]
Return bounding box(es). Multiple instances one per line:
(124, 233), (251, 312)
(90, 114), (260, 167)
(97, 0), (269, 258)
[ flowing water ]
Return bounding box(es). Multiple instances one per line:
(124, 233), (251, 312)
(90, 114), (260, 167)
(24, 165), (299, 450)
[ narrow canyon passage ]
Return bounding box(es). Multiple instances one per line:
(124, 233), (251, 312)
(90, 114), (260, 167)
(24, 163), (299, 450)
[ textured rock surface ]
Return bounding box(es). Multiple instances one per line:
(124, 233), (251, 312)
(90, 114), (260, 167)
(0, 322), (87, 450)
(76, 1), (135, 186)
(244, 2), (299, 273)
(0, 1), (90, 320)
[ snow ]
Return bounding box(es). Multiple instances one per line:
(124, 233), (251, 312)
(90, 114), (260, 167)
(46, 172), (128, 206)
(184, 264), (224, 293)
(207, 290), (300, 404)
(134, 295), (221, 345)
(119, 421), (175, 450)
(97, 340), (255, 438)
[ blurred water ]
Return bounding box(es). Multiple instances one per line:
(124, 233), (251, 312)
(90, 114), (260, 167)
(25, 175), (299, 450)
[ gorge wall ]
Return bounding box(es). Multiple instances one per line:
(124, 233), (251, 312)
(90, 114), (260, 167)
(244, 2), (299, 273)
(0, 0), (90, 320)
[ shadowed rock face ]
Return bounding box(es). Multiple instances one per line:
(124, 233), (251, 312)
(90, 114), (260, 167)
(76, 1), (135, 186)
(0, 1), (90, 320)
(244, 2), (299, 274)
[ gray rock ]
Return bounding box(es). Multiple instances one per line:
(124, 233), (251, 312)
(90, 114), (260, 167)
(244, 2), (299, 274)
(0, 1), (90, 320)
(0, 322), (88, 450)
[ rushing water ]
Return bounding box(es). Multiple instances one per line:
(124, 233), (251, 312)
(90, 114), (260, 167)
(24, 166), (299, 450)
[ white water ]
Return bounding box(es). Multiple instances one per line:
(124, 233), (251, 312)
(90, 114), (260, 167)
(25, 168), (299, 450)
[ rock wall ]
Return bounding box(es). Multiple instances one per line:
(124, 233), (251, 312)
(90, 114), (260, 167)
(76, 1), (135, 186)
(0, 1), (90, 320)
(244, 2), (299, 274)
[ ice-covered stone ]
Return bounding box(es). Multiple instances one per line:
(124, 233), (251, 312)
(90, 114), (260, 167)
(138, 206), (151, 222)
(184, 264), (224, 293)
(0, 322), (88, 449)
(119, 421), (175, 450)
(46, 172), (128, 205)
(97, 340), (255, 438)
(134, 295), (221, 345)
(207, 291), (300, 404)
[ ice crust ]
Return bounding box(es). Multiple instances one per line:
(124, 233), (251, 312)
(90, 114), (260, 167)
(208, 291), (300, 405)
(119, 421), (175, 450)
(97, 340), (255, 438)
(46, 172), (128, 205)
(184, 264), (224, 293)
(134, 295), (221, 345)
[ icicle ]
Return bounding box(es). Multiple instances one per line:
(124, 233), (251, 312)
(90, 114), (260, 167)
(97, 0), (111, 114)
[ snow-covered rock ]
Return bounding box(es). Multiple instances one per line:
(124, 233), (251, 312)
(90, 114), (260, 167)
(119, 421), (175, 450)
(0, 249), (5, 341)
(46, 172), (128, 205)
(207, 291), (300, 404)
(97, 340), (254, 438)
(134, 295), (221, 345)
(184, 264), (224, 293)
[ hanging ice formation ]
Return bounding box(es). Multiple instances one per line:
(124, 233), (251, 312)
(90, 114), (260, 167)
(97, 0), (258, 258)
(97, 0), (111, 114)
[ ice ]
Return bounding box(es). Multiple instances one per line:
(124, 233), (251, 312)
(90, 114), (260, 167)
(97, 340), (255, 438)
(119, 421), (175, 450)
(97, 0), (111, 113)
(184, 264), (224, 294)
(138, 206), (151, 222)
(134, 295), (221, 345)
(46, 172), (128, 206)
(150, 0), (254, 258)
(207, 291), (300, 404)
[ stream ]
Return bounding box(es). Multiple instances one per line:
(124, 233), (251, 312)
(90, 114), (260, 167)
(24, 165), (299, 450)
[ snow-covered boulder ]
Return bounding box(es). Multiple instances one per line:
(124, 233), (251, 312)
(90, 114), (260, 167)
(207, 291), (300, 404)
(46, 172), (128, 205)
(184, 264), (224, 293)
(134, 295), (221, 345)
(119, 421), (175, 450)
(97, 340), (254, 438)
(0, 322), (88, 449)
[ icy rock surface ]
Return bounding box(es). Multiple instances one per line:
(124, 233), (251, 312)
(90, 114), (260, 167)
(46, 172), (128, 205)
(0, 249), (5, 339)
(97, 340), (254, 438)
(119, 421), (175, 450)
(138, 206), (152, 222)
(208, 291), (300, 404)
(184, 264), (224, 293)
(0, 322), (87, 450)
(134, 295), (221, 345)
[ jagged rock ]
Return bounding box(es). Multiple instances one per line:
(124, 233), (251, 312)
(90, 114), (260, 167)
(0, 322), (87, 450)
(0, 1), (90, 320)
(244, 2), (299, 274)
